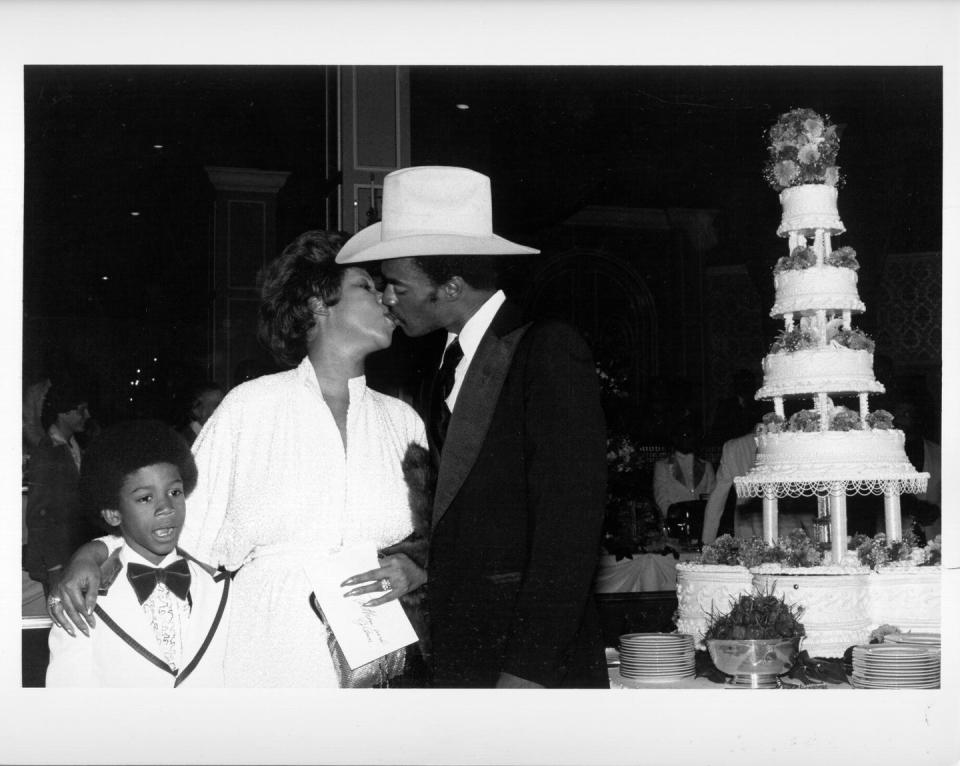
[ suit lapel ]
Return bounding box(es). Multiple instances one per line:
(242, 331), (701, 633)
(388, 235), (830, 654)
(432, 303), (530, 529)
(177, 554), (222, 665)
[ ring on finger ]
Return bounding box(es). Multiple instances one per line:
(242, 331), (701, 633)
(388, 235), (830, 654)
(47, 595), (62, 609)
(379, 578), (391, 592)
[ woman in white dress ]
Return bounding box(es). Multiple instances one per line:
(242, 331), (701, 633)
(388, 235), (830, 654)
(48, 231), (430, 687)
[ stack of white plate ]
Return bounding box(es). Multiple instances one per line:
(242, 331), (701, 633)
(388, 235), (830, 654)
(885, 632), (941, 649)
(618, 632), (695, 682)
(850, 643), (940, 689)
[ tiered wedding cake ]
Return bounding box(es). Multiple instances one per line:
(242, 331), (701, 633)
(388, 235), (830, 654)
(734, 107), (928, 558)
(676, 109), (939, 658)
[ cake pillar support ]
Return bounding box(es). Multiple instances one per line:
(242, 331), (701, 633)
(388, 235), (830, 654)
(817, 392), (829, 431)
(883, 487), (903, 542)
(762, 490), (778, 545)
(815, 494), (830, 545)
(828, 484), (847, 563)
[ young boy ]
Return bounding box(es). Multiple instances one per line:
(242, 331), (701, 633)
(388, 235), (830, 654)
(46, 420), (230, 687)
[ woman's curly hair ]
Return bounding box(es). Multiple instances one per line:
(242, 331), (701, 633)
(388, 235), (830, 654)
(79, 420), (198, 518)
(257, 230), (349, 367)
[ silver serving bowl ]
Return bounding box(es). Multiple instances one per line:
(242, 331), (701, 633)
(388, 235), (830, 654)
(707, 637), (803, 689)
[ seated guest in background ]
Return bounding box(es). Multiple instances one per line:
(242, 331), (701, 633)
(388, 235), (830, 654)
(177, 381), (224, 446)
(23, 381), (97, 596)
(652, 418), (716, 540)
(701, 431), (758, 543)
(46, 420), (230, 687)
(702, 429), (815, 542)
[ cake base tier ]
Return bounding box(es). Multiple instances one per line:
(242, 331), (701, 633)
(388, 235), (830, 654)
(676, 563), (941, 657)
(758, 347), (884, 398)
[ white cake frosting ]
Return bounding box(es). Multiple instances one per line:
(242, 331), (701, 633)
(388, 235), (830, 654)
(675, 563), (754, 650)
(771, 265), (865, 317)
(676, 562), (942, 657)
(777, 184), (845, 236)
(752, 570), (872, 658)
(868, 567), (942, 632)
(758, 346), (884, 398)
(735, 430), (928, 496)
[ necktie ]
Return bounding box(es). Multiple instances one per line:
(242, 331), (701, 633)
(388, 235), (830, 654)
(127, 559), (192, 605)
(431, 338), (463, 449)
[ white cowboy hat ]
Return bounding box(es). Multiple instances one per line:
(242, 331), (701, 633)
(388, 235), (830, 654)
(336, 166), (539, 264)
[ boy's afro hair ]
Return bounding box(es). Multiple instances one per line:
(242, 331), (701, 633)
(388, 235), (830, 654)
(80, 420), (198, 513)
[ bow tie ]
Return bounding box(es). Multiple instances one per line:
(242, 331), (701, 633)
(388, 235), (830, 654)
(126, 558), (192, 605)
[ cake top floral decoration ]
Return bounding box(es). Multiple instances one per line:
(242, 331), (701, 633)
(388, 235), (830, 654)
(764, 108), (843, 191)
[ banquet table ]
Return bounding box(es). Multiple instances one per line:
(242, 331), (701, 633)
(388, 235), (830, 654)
(607, 668), (854, 690)
(594, 551), (700, 593)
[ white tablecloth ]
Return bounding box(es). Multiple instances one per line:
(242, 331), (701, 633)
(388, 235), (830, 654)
(594, 553), (681, 593)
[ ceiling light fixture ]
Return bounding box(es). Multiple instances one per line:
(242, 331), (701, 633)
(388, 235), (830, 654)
(130, 211), (140, 216)
(456, 103), (470, 110)
(153, 144), (163, 149)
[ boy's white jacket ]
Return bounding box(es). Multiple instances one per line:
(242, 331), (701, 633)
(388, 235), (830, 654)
(46, 547), (230, 687)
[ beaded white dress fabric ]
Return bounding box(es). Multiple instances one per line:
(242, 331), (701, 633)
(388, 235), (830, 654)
(180, 358), (427, 687)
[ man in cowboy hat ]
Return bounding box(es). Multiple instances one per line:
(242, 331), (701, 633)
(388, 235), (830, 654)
(337, 166), (609, 688)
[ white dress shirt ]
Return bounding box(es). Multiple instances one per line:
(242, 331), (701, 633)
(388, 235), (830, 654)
(443, 289), (506, 412)
(100, 539), (192, 672)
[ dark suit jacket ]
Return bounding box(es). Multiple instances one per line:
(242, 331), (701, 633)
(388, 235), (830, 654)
(24, 437), (97, 581)
(427, 301), (608, 688)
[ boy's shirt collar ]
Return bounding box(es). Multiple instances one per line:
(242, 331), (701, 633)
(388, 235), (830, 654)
(119, 543), (183, 570)
(98, 536), (185, 594)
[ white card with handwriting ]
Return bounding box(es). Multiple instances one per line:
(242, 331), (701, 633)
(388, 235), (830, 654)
(304, 542), (418, 669)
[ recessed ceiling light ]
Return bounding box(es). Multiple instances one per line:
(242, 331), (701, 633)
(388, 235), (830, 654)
(153, 144), (164, 149)
(101, 276), (109, 281)
(130, 211), (140, 217)
(456, 103), (470, 110)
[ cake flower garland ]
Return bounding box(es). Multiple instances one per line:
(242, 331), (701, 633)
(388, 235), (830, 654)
(769, 317), (875, 355)
(764, 107), (843, 191)
(774, 245), (859, 275)
(756, 404), (893, 435)
(701, 530), (941, 571)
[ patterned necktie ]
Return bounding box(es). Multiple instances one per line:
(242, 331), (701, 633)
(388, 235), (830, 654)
(127, 559), (192, 605)
(431, 338), (463, 449)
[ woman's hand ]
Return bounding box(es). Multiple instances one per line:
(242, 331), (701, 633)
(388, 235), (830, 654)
(340, 552), (427, 606)
(47, 542), (108, 636)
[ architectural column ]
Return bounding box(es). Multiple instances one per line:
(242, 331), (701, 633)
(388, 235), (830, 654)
(338, 66), (411, 233)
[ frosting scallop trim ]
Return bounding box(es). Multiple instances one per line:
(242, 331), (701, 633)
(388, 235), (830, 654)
(734, 475), (930, 498)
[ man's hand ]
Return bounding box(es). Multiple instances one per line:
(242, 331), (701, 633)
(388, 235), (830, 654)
(340, 552), (427, 606)
(47, 541), (109, 637)
(495, 672), (544, 689)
